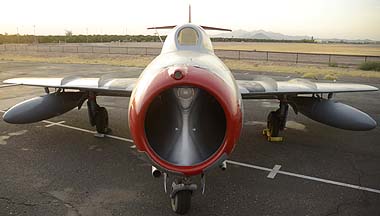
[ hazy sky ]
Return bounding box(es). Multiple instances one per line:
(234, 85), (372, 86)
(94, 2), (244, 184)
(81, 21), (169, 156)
(1, 0), (380, 40)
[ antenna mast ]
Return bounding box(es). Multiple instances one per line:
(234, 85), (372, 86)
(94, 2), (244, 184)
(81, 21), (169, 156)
(188, 4), (192, 23)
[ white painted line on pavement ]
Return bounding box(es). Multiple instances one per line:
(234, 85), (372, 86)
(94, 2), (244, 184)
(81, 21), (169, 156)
(0, 109), (134, 143)
(267, 165), (282, 179)
(42, 120), (134, 143)
(277, 169), (380, 194)
(43, 120), (96, 134)
(226, 160), (272, 172)
(45, 121), (66, 128)
(226, 160), (380, 194)
(106, 134), (134, 143)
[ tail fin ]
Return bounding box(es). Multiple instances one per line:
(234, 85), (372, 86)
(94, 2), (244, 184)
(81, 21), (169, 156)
(147, 25), (177, 30)
(200, 25), (232, 32)
(189, 4), (231, 31)
(147, 4), (231, 32)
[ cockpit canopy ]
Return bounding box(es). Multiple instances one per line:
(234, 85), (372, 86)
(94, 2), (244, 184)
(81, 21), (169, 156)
(161, 24), (214, 54)
(178, 27), (198, 46)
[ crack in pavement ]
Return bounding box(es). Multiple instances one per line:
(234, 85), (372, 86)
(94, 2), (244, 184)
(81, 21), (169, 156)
(347, 153), (370, 201)
(0, 196), (37, 207)
(324, 200), (360, 216)
(39, 192), (82, 216)
(323, 154), (373, 216)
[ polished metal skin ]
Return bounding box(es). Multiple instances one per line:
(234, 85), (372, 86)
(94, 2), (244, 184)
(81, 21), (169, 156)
(3, 92), (84, 124)
(2, 21), (379, 215)
(2, 23), (378, 176)
(290, 97), (377, 131)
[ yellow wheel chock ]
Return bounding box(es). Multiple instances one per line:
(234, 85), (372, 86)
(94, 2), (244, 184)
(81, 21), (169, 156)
(262, 128), (284, 142)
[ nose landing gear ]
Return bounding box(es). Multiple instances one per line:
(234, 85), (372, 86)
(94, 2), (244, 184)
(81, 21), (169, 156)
(158, 171), (202, 214)
(171, 190), (192, 215)
(170, 178), (197, 214)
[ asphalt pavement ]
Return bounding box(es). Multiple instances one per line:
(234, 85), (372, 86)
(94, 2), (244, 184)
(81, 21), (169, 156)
(0, 61), (379, 216)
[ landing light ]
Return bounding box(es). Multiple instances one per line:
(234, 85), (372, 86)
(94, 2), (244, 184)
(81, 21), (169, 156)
(173, 70), (184, 80)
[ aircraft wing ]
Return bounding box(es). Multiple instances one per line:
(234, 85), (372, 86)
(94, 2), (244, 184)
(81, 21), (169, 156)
(4, 76), (378, 98)
(237, 77), (378, 99)
(2, 75), (378, 130)
(3, 76), (138, 97)
(237, 77), (378, 131)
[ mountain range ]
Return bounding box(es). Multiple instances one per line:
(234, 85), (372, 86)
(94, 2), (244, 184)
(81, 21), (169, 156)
(213, 29), (311, 40)
(212, 29), (378, 43)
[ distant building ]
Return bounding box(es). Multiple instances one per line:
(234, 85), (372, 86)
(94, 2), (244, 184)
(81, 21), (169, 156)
(315, 39), (328, 44)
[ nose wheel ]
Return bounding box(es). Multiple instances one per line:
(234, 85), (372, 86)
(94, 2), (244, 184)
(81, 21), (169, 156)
(164, 176), (197, 214)
(171, 190), (192, 214)
(155, 170), (208, 214)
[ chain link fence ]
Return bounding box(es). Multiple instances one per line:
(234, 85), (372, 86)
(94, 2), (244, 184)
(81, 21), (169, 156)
(1, 44), (379, 66)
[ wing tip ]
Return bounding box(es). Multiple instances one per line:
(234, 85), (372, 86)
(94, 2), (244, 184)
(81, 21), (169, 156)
(3, 78), (17, 84)
(359, 84), (378, 91)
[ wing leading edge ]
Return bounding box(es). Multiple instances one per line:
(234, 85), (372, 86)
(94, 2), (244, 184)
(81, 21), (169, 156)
(4, 76), (378, 98)
(237, 77), (378, 99)
(3, 76), (138, 97)
(3, 75), (378, 131)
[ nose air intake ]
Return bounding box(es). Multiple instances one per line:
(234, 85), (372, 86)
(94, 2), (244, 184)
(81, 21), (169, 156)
(128, 65), (242, 176)
(145, 87), (226, 166)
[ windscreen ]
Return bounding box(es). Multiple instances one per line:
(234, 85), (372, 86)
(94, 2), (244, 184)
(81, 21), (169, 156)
(177, 27), (198, 46)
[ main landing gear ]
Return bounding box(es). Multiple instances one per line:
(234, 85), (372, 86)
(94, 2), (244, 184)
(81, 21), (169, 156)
(152, 166), (208, 214)
(87, 93), (110, 134)
(263, 101), (289, 142)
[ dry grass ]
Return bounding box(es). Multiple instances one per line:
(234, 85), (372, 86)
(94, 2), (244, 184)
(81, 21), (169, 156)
(0, 53), (154, 68)
(1, 52), (380, 79)
(213, 42), (380, 56)
(223, 59), (380, 79)
(302, 72), (338, 81)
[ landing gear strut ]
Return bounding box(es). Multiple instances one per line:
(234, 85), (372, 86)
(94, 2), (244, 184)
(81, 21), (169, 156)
(170, 177), (197, 214)
(263, 101), (289, 141)
(154, 166), (211, 214)
(94, 107), (109, 134)
(87, 94), (110, 134)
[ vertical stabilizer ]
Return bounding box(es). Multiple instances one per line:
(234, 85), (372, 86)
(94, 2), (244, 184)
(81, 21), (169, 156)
(147, 4), (232, 32)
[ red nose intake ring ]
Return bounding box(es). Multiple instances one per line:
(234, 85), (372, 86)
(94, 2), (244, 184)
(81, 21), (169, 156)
(128, 66), (242, 176)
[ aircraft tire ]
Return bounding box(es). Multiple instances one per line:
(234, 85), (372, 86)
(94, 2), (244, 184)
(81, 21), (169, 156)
(267, 111), (280, 137)
(95, 107), (109, 134)
(171, 190), (191, 214)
